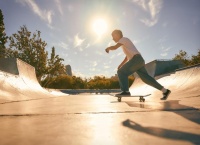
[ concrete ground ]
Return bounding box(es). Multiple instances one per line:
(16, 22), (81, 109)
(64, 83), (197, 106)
(0, 94), (199, 145)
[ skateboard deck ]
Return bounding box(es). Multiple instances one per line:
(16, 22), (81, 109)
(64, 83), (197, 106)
(109, 93), (151, 102)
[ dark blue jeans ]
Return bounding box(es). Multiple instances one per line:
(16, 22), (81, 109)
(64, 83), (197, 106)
(117, 54), (163, 92)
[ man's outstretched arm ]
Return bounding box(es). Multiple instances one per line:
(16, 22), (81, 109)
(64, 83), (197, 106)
(105, 43), (122, 53)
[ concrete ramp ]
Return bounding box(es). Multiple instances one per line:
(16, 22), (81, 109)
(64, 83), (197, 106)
(145, 60), (184, 77)
(0, 58), (66, 103)
(130, 65), (200, 98)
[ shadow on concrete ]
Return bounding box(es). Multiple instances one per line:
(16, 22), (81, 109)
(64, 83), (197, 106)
(122, 119), (200, 145)
(126, 100), (195, 110)
(126, 100), (200, 125)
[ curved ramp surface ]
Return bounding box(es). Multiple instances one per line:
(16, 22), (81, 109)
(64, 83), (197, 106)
(129, 65), (200, 99)
(0, 58), (67, 103)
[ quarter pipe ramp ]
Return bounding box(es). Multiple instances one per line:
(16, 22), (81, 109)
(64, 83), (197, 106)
(0, 58), (66, 103)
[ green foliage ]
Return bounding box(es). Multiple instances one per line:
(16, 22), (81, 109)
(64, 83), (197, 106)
(48, 46), (65, 76)
(43, 46), (65, 87)
(6, 25), (65, 83)
(173, 50), (190, 66)
(7, 25), (48, 81)
(43, 75), (135, 89)
(0, 9), (8, 58)
(86, 76), (134, 89)
(43, 75), (87, 89)
(173, 49), (200, 66)
(71, 76), (87, 89)
(42, 75), (73, 89)
(190, 50), (200, 65)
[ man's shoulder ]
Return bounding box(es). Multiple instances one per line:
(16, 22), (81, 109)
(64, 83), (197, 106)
(118, 37), (131, 43)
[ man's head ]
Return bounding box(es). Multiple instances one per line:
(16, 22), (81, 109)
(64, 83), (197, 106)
(112, 29), (123, 43)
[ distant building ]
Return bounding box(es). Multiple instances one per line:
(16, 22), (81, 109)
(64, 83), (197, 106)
(65, 65), (72, 76)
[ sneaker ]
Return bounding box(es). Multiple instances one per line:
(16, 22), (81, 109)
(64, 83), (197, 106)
(115, 91), (131, 97)
(160, 89), (171, 100)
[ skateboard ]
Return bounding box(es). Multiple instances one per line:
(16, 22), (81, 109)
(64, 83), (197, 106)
(110, 94), (151, 102)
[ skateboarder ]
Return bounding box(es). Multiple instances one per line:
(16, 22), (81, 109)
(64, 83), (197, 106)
(105, 30), (171, 100)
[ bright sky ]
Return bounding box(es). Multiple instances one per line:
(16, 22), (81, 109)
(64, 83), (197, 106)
(0, 0), (200, 78)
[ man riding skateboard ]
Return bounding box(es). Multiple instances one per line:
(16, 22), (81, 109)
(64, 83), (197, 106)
(105, 30), (171, 100)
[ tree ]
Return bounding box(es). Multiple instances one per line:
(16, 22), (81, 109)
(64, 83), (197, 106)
(173, 49), (200, 66)
(173, 50), (190, 66)
(7, 25), (48, 81)
(48, 46), (65, 76)
(0, 9), (8, 58)
(43, 46), (66, 87)
(72, 76), (87, 89)
(190, 49), (200, 65)
(45, 75), (73, 89)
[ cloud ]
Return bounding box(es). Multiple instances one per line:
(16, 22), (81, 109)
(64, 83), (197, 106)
(57, 42), (69, 50)
(89, 68), (96, 72)
(132, 0), (163, 27)
(16, 0), (54, 25)
(74, 33), (85, 48)
(92, 61), (98, 67)
(104, 66), (110, 69)
(85, 43), (90, 48)
(160, 52), (168, 56)
(95, 51), (103, 56)
(110, 54), (116, 59)
(122, 11), (127, 16)
(132, 0), (148, 11)
(51, 41), (69, 50)
(162, 47), (171, 52)
(67, 4), (74, 12)
(160, 46), (171, 57)
(66, 59), (72, 62)
(162, 22), (168, 28)
(140, 18), (158, 27)
(133, 39), (141, 44)
(55, 0), (63, 15)
(107, 41), (115, 47)
(73, 69), (85, 78)
(117, 52), (123, 56)
(79, 47), (83, 51)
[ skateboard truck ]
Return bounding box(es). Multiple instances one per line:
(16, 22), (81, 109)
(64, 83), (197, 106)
(117, 96), (145, 102)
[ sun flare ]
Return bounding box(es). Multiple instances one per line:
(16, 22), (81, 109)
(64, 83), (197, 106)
(92, 18), (108, 36)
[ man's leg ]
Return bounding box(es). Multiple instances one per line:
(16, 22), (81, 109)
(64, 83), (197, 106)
(117, 55), (144, 92)
(136, 66), (171, 100)
(136, 66), (163, 90)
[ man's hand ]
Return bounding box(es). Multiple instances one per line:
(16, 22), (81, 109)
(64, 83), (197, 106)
(105, 43), (122, 54)
(105, 47), (110, 53)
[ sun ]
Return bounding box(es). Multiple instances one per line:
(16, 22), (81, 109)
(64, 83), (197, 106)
(92, 18), (108, 36)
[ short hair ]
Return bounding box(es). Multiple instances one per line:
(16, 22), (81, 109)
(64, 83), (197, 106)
(112, 29), (123, 37)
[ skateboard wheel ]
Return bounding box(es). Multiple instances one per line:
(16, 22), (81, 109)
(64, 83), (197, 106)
(139, 97), (145, 102)
(118, 97), (121, 102)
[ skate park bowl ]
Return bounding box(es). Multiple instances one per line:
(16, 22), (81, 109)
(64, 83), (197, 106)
(0, 58), (67, 104)
(0, 58), (199, 104)
(130, 61), (200, 105)
(0, 58), (200, 145)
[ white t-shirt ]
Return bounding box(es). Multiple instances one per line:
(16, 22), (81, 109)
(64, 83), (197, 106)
(118, 37), (140, 60)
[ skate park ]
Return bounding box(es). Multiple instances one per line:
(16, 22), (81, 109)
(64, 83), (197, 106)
(0, 58), (199, 145)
